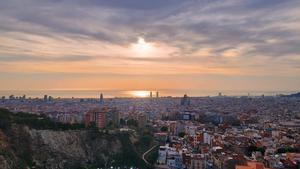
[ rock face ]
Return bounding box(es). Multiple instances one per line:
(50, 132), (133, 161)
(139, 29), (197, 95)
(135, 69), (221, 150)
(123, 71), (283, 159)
(0, 126), (144, 169)
(30, 130), (86, 168)
(0, 156), (11, 169)
(31, 129), (125, 169)
(0, 109), (148, 169)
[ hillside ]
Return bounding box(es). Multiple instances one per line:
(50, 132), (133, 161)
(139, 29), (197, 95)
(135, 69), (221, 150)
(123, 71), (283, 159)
(0, 109), (151, 169)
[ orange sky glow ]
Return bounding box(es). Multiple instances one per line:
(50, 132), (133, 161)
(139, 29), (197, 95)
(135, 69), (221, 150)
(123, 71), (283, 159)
(0, 0), (299, 93)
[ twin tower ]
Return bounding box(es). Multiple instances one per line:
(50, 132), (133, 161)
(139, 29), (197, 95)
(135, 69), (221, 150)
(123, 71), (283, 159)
(150, 91), (159, 98)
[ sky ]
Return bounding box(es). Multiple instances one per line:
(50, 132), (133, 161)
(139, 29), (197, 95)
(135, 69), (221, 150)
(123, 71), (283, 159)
(0, 0), (300, 92)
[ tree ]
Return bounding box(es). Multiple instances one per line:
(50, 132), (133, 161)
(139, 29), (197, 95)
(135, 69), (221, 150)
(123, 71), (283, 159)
(140, 135), (153, 148)
(225, 159), (246, 169)
(127, 119), (138, 128)
(160, 126), (168, 132)
(277, 147), (300, 153)
(178, 132), (185, 138)
(246, 145), (266, 156)
(119, 118), (126, 126)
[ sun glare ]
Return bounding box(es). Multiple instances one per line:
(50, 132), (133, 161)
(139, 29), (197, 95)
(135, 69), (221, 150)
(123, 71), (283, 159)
(130, 90), (149, 97)
(131, 37), (154, 57)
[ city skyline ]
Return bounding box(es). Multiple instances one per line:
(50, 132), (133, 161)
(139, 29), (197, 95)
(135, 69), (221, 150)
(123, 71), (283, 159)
(0, 0), (300, 91)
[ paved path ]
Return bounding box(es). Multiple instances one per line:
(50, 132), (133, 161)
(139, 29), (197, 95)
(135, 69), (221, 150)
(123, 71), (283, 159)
(142, 143), (159, 165)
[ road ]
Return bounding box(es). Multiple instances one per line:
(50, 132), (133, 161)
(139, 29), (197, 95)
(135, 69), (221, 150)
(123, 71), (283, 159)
(142, 143), (159, 166)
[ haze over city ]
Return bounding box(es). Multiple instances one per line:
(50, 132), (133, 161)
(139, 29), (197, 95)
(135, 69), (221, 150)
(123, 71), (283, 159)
(1, 1), (300, 169)
(0, 0), (299, 93)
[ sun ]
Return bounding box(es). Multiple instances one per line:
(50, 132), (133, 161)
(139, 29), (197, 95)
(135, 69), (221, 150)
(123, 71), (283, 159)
(130, 90), (149, 98)
(131, 37), (154, 57)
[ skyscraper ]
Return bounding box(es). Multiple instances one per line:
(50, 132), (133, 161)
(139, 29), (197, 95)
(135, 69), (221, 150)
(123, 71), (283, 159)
(44, 95), (48, 101)
(150, 91), (153, 98)
(181, 94), (191, 106)
(100, 93), (104, 104)
(156, 91), (159, 98)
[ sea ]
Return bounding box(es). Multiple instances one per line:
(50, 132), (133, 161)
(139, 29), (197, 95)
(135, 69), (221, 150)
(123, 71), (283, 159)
(0, 90), (297, 99)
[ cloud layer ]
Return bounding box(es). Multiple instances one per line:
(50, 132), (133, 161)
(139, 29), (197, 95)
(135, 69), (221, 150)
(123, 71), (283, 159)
(0, 0), (300, 91)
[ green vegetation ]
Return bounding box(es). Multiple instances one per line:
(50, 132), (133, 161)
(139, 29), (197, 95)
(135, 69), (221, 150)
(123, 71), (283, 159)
(114, 133), (148, 168)
(246, 145), (266, 156)
(7, 125), (34, 168)
(277, 147), (300, 153)
(135, 126), (156, 154)
(178, 131), (186, 138)
(119, 118), (126, 126)
(0, 108), (85, 168)
(160, 126), (168, 132)
(0, 109), (155, 169)
(225, 159), (246, 169)
(0, 108), (85, 131)
(0, 147), (14, 162)
(145, 145), (159, 166)
(127, 118), (139, 128)
(84, 131), (149, 169)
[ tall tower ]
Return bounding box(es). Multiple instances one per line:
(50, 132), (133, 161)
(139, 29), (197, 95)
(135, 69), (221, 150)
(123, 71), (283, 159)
(100, 93), (104, 104)
(156, 91), (159, 98)
(43, 95), (48, 102)
(150, 91), (153, 98)
(181, 94), (190, 106)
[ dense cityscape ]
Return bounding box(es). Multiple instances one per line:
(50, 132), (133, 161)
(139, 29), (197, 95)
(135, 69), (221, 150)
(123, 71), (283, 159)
(1, 0), (300, 168)
(1, 92), (299, 169)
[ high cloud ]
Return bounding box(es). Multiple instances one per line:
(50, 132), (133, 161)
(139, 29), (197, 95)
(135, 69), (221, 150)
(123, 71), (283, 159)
(0, 0), (299, 90)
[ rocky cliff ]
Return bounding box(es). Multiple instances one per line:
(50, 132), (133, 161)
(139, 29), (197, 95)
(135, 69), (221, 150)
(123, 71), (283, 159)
(0, 125), (148, 169)
(0, 108), (150, 169)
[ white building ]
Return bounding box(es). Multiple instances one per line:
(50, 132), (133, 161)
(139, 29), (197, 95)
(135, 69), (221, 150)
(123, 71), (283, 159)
(158, 146), (168, 165)
(203, 132), (211, 145)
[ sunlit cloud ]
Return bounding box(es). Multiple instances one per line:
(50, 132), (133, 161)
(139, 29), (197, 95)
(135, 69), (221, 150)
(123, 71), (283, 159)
(0, 0), (299, 91)
(131, 37), (154, 58)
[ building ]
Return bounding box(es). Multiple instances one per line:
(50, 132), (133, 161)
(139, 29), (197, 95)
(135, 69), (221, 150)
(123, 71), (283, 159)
(236, 162), (270, 169)
(158, 145), (182, 168)
(106, 107), (119, 127)
(158, 146), (168, 165)
(85, 108), (107, 128)
(96, 111), (106, 128)
(203, 132), (211, 145)
(84, 112), (91, 127)
(9, 95), (14, 100)
(166, 149), (183, 169)
(43, 95), (48, 101)
(181, 94), (191, 106)
(283, 153), (300, 169)
(181, 112), (193, 121)
(156, 91), (159, 98)
(100, 93), (104, 104)
(190, 154), (205, 169)
(85, 107), (120, 129)
(137, 113), (147, 128)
